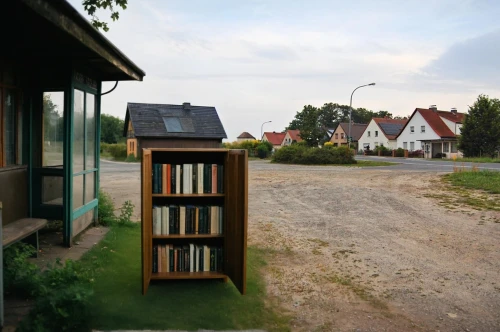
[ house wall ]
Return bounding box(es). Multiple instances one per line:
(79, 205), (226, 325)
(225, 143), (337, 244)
(358, 120), (390, 151)
(0, 166), (28, 225)
(441, 117), (462, 135)
(397, 112), (440, 151)
(237, 137), (254, 142)
(330, 126), (347, 146)
(261, 134), (283, 150)
(282, 132), (292, 146)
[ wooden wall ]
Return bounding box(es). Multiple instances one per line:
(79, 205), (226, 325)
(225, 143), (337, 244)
(138, 138), (223, 152)
(0, 167), (28, 225)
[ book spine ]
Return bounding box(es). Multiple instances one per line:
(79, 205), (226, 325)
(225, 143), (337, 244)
(167, 164), (171, 194)
(169, 245), (174, 272)
(176, 165), (181, 194)
(161, 206), (168, 235)
(210, 247), (215, 272)
(152, 164), (158, 194)
(162, 164), (167, 194)
(198, 163), (203, 194)
(157, 164), (162, 194)
(192, 163), (197, 194)
(171, 165), (176, 194)
(152, 245), (158, 273)
(211, 164), (217, 193)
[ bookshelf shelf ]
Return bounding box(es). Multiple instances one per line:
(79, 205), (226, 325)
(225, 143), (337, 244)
(151, 271), (227, 280)
(152, 234), (224, 239)
(151, 193), (225, 198)
(141, 148), (248, 295)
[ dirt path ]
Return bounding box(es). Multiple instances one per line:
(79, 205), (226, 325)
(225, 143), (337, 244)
(248, 162), (500, 331)
(101, 160), (500, 331)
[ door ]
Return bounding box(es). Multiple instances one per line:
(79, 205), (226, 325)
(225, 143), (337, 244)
(224, 149), (248, 294)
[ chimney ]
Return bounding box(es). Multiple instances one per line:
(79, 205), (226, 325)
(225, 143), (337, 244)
(451, 107), (457, 115)
(429, 105), (437, 112)
(182, 102), (191, 110)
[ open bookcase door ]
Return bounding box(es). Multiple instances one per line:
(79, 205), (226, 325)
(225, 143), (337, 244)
(141, 149), (153, 294)
(225, 149), (248, 294)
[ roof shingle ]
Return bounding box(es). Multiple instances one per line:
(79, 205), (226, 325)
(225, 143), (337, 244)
(264, 132), (286, 145)
(373, 118), (407, 140)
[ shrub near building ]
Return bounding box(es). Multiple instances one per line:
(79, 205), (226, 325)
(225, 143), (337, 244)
(272, 145), (356, 165)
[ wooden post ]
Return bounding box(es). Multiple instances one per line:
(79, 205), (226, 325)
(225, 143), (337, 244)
(392, 149), (395, 157)
(404, 149), (409, 158)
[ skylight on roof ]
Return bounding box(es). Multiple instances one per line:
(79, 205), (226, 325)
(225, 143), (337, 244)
(163, 117), (184, 132)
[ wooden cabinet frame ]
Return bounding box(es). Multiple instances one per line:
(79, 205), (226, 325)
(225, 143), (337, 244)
(141, 148), (247, 294)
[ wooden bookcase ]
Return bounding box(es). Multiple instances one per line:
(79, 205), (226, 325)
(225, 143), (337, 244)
(141, 148), (248, 295)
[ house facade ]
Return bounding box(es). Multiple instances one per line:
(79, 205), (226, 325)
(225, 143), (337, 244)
(124, 102), (227, 158)
(358, 118), (407, 151)
(262, 132), (286, 150)
(282, 129), (302, 146)
(0, 0), (144, 247)
(329, 123), (367, 149)
(237, 132), (256, 142)
(396, 106), (465, 158)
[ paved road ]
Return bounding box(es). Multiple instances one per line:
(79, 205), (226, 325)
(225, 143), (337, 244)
(100, 157), (500, 174)
(356, 155), (500, 172)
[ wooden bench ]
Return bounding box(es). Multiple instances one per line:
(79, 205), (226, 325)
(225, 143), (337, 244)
(2, 217), (48, 256)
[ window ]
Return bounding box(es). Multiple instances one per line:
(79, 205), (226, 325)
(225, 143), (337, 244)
(375, 131), (378, 137)
(443, 142), (449, 152)
(1, 87), (22, 166)
(403, 142), (408, 149)
(410, 142), (415, 151)
(163, 117), (183, 132)
(367, 131), (371, 137)
(421, 142), (425, 149)
(341, 133), (344, 139)
(421, 125), (425, 133)
(451, 142), (458, 153)
(43, 92), (64, 166)
(410, 126), (414, 133)
(375, 142), (379, 147)
(363, 143), (370, 150)
(335, 133), (338, 139)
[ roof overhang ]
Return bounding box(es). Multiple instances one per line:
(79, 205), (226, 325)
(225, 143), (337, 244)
(19, 0), (145, 81)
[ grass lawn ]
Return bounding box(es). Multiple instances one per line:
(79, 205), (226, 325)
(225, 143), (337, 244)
(444, 171), (500, 194)
(82, 224), (290, 331)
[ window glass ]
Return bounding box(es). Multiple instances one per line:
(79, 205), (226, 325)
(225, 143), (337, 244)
(73, 89), (85, 173)
(443, 142), (449, 152)
(410, 142), (415, 151)
(4, 89), (16, 165)
(86, 93), (95, 170)
(85, 172), (95, 204)
(451, 142), (458, 153)
(73, 174), (84, 210)
(375, 131), (378, 137)
(421, 125), (425, 133)
(43, 92), (64, 166)
(403, 142), (408, 149)
(410, 126), (414, 133)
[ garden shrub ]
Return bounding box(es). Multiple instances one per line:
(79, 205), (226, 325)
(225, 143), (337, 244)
(395, 148), (405, 157)
(98, 189), (116, 226)
(409, 149), (424, 158)
(105, 143), (127, 160)
(272, 145), (356, 164)
(374, 145), (392, 156)
(125, 153), (138, 162)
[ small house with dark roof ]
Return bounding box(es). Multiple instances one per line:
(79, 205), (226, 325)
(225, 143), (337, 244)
(282, 129), (302, 146)
(329, 123), (368, 149)
(262, 131), (286, 150)
(124, 102), (227, 157)
(237, 132), (256, 142)
(358, 118), (408, 151)
(396, 106), (466, 158)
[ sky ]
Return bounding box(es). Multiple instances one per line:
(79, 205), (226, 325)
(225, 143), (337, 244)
(70, 0), (500, 141)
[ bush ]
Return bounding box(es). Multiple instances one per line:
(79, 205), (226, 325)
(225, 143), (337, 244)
(98, 189), (115, 226)
(102, 143), (127, 160)
(272, 145), (356, 165)
(125, 153), (138, 162)
(395, 148), (405, 157)
(3, 242), (40, 297)
(409, 150), (424, 158)
(374, 145), (392, 156)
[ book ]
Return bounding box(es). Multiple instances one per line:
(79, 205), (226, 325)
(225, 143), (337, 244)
(152, 245), (158, 273)
(179, 206), (186, 235)
(157, 164), (162, 194)
(169, 245), (174, 272)
(210, 247), (215, 272)
(161, 206), (168, 235)
(204, 164), (211, 193)
(197, 163), (204, 193)
(203, 245), (210, 272)
(211, 164), (217, 193)
(211, 205), (217, 234)
(189, 244), (195, 272)
(195, 207), (199, 234)
(166, 164), (171, 194)
(152, 164), (158, 194)
(192, 163), (198, 194)
(175, 165), (181, 194)
(162, 164), (167, 194)
(171, 164), (176, 194)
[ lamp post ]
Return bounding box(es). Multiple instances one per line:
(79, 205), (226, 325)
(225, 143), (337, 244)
(348, 83), (375, 147)
(260, 120), (272, 140)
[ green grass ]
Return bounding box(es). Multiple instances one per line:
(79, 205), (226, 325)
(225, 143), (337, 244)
(431, 157), (500, 163)
(81, 224), (290, 331)
(444, 171), (500, 194)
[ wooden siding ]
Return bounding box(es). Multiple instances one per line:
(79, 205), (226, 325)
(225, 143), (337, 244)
(127, 138), (138, 158)
(0, 166), (28, 225)
(139, 138), (223, 151)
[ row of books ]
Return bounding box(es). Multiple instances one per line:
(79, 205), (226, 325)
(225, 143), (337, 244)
(152, 163), (224, 194)
(152, 205), (223, 235)
(152, 244), (223, 273)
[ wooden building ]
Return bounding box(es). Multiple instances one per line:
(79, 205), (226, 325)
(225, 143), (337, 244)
(124, 102), (227, 157)
(0, 0), (145, 247)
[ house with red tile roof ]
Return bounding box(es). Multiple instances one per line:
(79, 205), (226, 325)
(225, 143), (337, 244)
(282, 129), (302, 146)
(358, 118), (408, 151)
(329, 123), (368, 149)
(396, 106), (466, 158)
(237, 132), (256, 142)
(262, 131), (286, 150)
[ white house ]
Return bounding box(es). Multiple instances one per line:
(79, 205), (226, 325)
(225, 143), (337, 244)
(358, 118), (407, 151)
(281, 129), (302, 146)
(396, 106), (465, 158)
(237, 132), (256, 142)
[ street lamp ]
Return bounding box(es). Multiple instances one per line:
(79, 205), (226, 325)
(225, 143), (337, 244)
(261, 120), (272, 140)
(349, 83), (375, 147)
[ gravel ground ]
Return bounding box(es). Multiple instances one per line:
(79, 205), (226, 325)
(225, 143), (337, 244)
(101, 160), (500, 332)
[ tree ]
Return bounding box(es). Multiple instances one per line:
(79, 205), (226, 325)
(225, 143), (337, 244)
(101, 114), (125, 144)
(286, 105), (323, 146)
(82, 0), (128, 32)
(459, 95), (500, 158)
